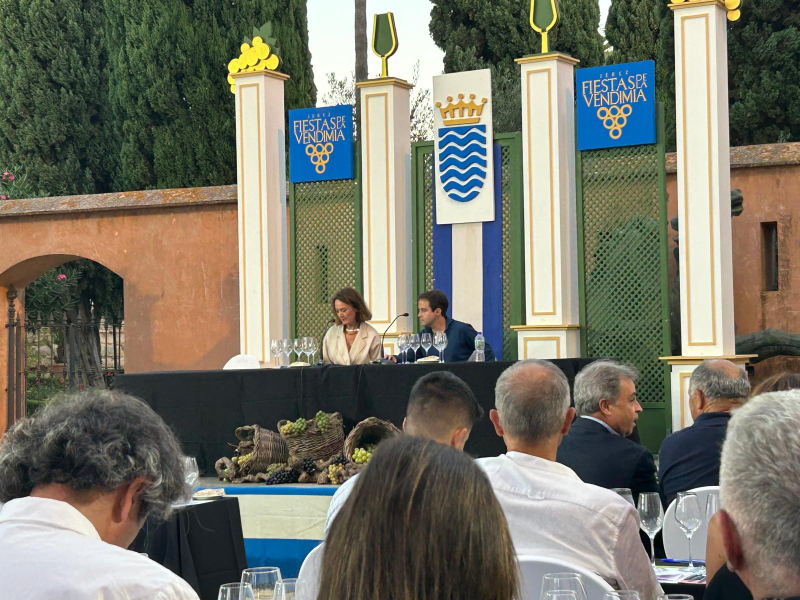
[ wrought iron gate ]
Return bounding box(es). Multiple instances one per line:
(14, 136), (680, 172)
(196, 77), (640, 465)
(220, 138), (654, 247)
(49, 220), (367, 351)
(289, 145), (362, 340)
(576, 104), (672, 451)
(411, 133), (524, 360)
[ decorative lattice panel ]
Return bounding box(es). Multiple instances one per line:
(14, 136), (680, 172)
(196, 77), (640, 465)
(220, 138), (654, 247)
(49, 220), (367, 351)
(423, 151), (435, 290)
(500, 144), (515, 360)
(293, 179), (358, 337)
(580, 144), (667, 404)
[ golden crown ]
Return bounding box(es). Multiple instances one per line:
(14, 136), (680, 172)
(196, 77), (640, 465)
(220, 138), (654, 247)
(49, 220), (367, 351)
(436, 93), (488, 126)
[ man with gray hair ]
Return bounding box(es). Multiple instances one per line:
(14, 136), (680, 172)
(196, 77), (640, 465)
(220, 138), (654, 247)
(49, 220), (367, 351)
(716, 390), (800, 599)
(0, 390), (199, 600)
(478, 360), (662, 600)
(556, 359), (658, 504)
(658, 359), (750, 506)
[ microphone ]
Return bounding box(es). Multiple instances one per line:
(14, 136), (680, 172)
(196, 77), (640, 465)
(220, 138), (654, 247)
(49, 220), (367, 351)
(317, 318), (335, 365)
(374, 312), (410, 365)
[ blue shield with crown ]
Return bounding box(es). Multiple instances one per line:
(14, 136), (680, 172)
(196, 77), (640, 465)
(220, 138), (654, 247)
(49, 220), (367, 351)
(435, 93), (489, 203)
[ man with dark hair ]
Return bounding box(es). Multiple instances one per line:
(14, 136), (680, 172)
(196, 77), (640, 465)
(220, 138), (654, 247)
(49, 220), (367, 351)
(0, 389), (199, 599)
(324, 371), (483, 532)
(415, 289), (495, 362)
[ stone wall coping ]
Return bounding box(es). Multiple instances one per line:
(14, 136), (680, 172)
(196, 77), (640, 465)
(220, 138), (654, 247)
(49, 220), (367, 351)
(666, 142), (800, 173)
(0, 185), (237, 218)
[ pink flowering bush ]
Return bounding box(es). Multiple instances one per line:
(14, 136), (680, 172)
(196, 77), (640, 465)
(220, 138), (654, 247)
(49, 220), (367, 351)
(0, 166), (36, 200)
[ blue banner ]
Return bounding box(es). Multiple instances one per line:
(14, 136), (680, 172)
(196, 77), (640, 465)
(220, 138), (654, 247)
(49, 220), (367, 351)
(289, 105), (354, 183)
(576, 60), (656, 151)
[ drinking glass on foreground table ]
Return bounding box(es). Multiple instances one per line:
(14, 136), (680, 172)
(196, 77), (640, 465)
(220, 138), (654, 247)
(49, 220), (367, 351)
(274, 578), (297, 600)
(675, 492), (702, 570)
(241, 566), (282, 599)
(603, 592), (641, 600)
(638, 492), (664, 567)
(183, 456), (199, 489)
(705, 492), (718, 523)
(613, 488), (635, 507)
(218, 583), (255, 600)
(540, 573), (588, 600)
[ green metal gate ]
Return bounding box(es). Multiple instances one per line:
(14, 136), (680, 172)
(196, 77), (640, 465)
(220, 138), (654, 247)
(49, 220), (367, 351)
(411, 133), (524, 360)
(576, 105), (672, 452)
(289, 145), (362, 339)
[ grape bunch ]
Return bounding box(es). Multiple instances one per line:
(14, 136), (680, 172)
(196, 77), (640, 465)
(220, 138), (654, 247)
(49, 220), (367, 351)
(331, 456), (348, 466)
(280, 418), (307, 436)
(232, 451), (254, 467)
(299, 458), (317, 474)
(315, 411), (330, 433)
(265, 467), (300, 485)
(264, 463), (285, 477)
(328, 464), (345, 485)
(226, 35), (281, 93)
(352, 444), (376, 464)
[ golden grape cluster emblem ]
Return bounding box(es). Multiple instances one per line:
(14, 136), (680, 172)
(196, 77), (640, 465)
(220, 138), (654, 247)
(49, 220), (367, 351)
(227, 36), (281, 93)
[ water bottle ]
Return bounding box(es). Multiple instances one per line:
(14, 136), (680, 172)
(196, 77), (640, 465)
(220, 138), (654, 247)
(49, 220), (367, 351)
(474, 332), (486, 362)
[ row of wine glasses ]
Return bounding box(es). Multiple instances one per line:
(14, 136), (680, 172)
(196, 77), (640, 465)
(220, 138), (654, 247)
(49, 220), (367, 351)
(396, 331), (448, 363)
(270, 337), (318, 366)
(218, 566), (298, 600)
(540, 571), (691, 600)
(636, 490), (719, 570)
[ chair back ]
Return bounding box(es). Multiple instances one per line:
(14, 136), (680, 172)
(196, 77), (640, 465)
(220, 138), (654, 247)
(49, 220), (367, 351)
(517, 554), (614, 600)
(296, 542), (324, 600)
(663, 485), (720, 559)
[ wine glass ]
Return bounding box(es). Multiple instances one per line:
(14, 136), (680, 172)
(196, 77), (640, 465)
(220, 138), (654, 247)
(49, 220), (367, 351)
(241, 566), (282, 599)
(409, 334), (421, 363)
(218, 583), (255, 600)
(613, 488), (635, 508)
(270, 339), (282, 367)
(183, 456), (199, 489)
(638, 492), (664, 567)
(543, 593), (579, 600)
(675, 492), (702, 570)
(658, 596), (694, 600)
(281, 339), (292, 365)
(540, 573), (588, 600)
(397, 334), (410, 363)
(293, 338), (303, 363)
(705, 492), (719, 523)
(420, 332), (432, 357)
(274, 578), (297, 600)
(301, 337), (311, 363)
(433, 331), (448, 363)
(603, 593), (641, 600)
(307, 336), (318, 364)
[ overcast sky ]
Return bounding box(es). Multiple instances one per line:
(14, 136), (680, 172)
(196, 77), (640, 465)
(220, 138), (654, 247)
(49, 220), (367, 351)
(307, 0), (613, 106)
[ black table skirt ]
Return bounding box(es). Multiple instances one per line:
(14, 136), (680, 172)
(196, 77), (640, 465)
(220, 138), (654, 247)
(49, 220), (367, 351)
(130, 497), (247, 600)
(116, 360), (595, 475)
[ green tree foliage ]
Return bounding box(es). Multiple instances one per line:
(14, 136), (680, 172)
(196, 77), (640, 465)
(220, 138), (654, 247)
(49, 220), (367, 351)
(0, 0), (112, 196)
(604, 0), (661, 64)
(105, 0), (316, 191)
(429, 0), (604, 71)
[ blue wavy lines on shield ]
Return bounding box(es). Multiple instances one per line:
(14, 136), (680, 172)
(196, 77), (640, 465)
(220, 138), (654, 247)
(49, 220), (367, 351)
(437, 124), (487, 203)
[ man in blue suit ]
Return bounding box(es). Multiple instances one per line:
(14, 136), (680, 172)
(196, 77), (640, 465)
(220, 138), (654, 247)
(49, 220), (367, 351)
(413, 290), (495, 362)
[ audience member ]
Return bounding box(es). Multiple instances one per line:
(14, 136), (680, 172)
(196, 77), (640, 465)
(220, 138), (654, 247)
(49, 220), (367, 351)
(750, 371), (800, 397)
(324, 370), (483, 532)
(0, 389), (199, 600)
(705, 390), (800, 600)
(318, 436), (519, 600)
(657, 360), (750, 506)
(478, 359), (662, 600)
(556, 360), (658, 504)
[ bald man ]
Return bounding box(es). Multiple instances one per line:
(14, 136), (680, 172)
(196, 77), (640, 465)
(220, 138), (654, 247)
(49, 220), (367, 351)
(658, 359), (750, 506)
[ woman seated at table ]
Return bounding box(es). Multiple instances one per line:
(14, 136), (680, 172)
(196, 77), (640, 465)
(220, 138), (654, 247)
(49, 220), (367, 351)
(322, 287), (381, 365)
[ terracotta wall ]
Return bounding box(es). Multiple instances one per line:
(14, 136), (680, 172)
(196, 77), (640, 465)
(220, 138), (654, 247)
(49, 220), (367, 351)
(0, 186), (240, 431)
(665, 143), (800, 338)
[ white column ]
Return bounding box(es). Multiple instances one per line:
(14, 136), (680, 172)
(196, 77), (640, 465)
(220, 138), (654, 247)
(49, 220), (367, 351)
(233, 70), (290, 365)
(664, 0), (754, 428)
(513, 53), (581, 360)
(356, 78), (413, 357)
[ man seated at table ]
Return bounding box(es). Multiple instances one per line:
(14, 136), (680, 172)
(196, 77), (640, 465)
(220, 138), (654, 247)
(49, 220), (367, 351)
(478, 359), (662, 600)
(0, 389), (200, 600)
(715, 390), (800, 600)
(413, 289), (495, 362)
(556, 359), (659, 505)
(324, 370), (484, 533)
(658, 359), (750, 507)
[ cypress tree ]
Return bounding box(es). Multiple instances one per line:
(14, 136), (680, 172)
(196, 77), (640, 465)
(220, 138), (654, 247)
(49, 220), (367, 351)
(604, 0), (661, 64)
(0, 0), (111, 196)
(105, 0), (316, 191)
(429, 0), (604, 71)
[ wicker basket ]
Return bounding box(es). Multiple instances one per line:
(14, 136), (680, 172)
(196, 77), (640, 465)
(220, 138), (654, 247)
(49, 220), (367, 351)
(214, 425), (288, 483)
(344, 417), (402, 460)
(278, 412), (345, 463)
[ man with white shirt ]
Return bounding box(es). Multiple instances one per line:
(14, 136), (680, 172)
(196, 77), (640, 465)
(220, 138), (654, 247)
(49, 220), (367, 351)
(478, 359), (662, 600)
(0, 389), (200, 600)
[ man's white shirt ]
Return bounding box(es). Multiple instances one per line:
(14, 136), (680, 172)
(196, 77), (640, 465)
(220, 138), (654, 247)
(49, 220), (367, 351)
(477, 452), (662, 600)
(0, 496), (200, 600)
(324, 472), (360, 535)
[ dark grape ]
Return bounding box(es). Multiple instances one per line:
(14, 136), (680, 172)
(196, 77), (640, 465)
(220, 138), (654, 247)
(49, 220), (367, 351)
(332, 456), (348, 466)
(300, 458), (316, 474)
(265, 467), (300, 485)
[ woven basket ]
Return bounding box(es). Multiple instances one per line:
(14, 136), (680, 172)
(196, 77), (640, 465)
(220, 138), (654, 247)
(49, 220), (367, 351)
(278, 412), (345, 463)
(344, 417), (401, 460)
(214, 425), (288, 483)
